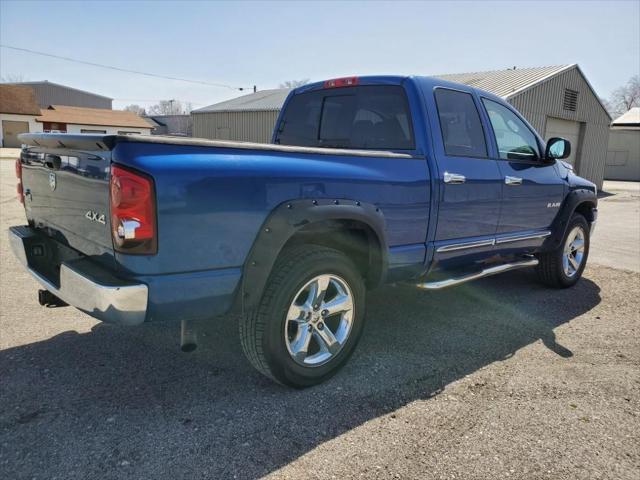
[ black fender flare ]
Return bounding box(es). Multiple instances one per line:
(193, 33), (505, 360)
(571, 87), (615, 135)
(233, 199), (388, 313)
(543, 188), (597, 251)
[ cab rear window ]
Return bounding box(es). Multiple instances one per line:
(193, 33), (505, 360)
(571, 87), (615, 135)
(274, 85), (415, 150)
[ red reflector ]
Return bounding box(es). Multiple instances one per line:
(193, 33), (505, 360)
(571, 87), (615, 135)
(15, 158), (23, 203)
(323, 76), (358, 89)
(109, 164), (156, 254)
(15, 158), (22, 179)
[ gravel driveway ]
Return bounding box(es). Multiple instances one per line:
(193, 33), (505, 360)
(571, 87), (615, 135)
(1, 157), (638, 479)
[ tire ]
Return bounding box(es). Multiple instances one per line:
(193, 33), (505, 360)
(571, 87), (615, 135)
(537, 213), (590, 288)
(239, 245), (366, 387)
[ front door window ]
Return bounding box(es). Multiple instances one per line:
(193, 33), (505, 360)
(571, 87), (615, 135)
(482, 99), (540, 162)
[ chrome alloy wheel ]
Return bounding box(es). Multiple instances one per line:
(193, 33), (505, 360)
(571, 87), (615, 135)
(284, 274), (355, 367)
(563, 226), (586, 277)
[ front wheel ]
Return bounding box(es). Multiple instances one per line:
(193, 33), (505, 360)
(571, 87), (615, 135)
(537, 213), (590, 288)
(239, 245), (366, 387)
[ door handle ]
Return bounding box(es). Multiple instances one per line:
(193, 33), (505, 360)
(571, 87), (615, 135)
(443, 172), (466, 184)
(505, 176), (523, 185)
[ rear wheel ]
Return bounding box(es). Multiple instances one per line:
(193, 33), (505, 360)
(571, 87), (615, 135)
(239, 245), (366, 387)
(537, 213), (590, 288)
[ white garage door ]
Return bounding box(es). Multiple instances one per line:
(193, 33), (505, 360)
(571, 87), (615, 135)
(545, 117), (581, 166)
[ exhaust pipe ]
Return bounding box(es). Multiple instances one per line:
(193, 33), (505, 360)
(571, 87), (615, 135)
(180, 319), (198, 352)
(38, 289), (68, 307)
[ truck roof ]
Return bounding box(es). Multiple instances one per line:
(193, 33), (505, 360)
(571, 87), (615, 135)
(293, 74), (506, 103)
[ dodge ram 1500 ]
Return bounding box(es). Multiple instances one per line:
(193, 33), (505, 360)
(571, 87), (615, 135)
(10, 75), (598, 387)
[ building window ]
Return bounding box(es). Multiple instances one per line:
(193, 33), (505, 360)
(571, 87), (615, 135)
(117, 131), (141, 135)
(563, 89), (579, 112)
(80, 129), (107, 134)
(43, 122), (67, 133)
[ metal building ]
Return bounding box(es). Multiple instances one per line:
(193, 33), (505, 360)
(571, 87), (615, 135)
(605, 108), (640, 181)
(144, 114), (193, 136)
(7, 81), (113, 109)
(192, 65), (611, 188)
(192, 89), (290, 143)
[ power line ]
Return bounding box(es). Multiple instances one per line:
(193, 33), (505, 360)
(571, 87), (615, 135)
(0, 44), (249, 91)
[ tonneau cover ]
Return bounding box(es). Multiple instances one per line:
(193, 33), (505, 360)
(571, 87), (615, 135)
(18, 133), (417, 159)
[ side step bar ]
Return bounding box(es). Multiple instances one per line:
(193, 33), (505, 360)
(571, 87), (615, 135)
(415, 258), (539, 290)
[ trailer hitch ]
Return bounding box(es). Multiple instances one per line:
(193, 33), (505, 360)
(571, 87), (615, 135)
(38, 289), (68, 308)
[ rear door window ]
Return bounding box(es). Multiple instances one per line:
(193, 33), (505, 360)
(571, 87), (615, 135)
(275, 85), (415, 150)
(434, 88), (487, 158)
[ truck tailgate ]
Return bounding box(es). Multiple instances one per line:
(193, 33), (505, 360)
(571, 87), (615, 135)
(19, 138), (115, 263)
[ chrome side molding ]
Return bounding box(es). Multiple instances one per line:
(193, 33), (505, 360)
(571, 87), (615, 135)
(437, 231), (551, 252)
(436, 238), (495, 253)
(415, 258), (539, 290)
(495, 231), (551, 244)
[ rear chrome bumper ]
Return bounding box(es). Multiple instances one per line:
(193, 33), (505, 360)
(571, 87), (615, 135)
(9, 226), (148, 326)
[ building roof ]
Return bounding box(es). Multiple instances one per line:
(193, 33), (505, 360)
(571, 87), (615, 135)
(611, 107), (640, 126)
(9, 80), (113, 100)
(143, 116), (164, 127)
(194, 64), (609, 119)
(145, 114), (191, 126)
(434, 64), (574, 98)
(146, 114), (192, 119)
(0, 84), (41, 115)
(194, 67), (576, 114)
(193, 88), (291, 113)
(435, 64), (610, 119)
(37, 105), (154, 128)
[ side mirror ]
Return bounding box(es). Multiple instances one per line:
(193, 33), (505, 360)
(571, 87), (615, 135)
(545, 137), (571, 160)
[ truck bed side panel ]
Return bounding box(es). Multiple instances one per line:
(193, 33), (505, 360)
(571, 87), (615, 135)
(111, 142), (431, 276)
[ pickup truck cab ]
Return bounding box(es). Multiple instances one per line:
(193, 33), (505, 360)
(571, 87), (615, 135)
(10, 75), (598, 387)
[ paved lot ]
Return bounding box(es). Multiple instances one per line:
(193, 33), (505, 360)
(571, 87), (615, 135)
(1, 156), (639, 479)
(591, 181), (640, 272)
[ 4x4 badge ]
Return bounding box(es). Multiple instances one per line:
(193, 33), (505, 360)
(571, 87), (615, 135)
(48, 172), (56, 191)
(85, 210), (106, 225)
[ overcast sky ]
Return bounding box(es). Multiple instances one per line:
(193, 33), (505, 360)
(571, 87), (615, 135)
(1, 0), (638, 110)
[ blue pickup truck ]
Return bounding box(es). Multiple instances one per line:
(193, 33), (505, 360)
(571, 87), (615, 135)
(10, 75), (598, 387)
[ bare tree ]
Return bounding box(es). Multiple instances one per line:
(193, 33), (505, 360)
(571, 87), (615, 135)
(607, 75), (640, 118)
(147, 100), (189, 115)
(1, 73), (27, 83)
(124, 104), (147, 116)
(279, 79), (310, 89)
(599, 97), (613, 115)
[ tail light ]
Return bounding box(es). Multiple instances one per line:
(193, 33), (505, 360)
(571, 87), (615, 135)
(15, 158), (23, 204)
(323, 76), (358, 89)
(109, 164), (157, 254)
